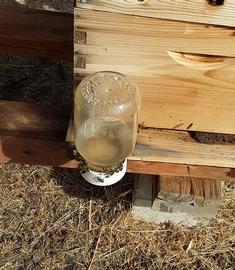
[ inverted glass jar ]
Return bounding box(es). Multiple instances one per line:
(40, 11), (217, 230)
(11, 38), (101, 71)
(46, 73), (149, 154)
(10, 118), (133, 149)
(74, 71), (140, 185)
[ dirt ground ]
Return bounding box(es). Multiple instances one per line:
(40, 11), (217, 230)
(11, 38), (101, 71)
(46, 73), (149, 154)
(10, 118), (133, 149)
(0, 1), (235, 269)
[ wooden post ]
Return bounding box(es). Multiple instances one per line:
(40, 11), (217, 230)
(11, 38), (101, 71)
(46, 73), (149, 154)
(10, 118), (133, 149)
(132, 175), (223, 226)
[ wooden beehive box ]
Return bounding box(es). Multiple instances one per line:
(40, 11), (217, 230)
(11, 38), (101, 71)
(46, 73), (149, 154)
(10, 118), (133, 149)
(74, 0), (235, 179)
(0, 3), (234, 182)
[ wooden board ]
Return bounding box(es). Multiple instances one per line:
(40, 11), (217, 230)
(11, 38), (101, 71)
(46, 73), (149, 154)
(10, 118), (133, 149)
(75, 9), (235, 134)
(0, 5), (73, 61)
(66, 112), (235, 169)
(128, 161), (235, 181)
(0, 135), (77, 168)
(151, 175), (223, 226)
(134, 128), (235, 168)
(76, 9), (235, 57)
(0, 101), (235, 180)
(0, 101), (71, 140)
(0, 135), (234, 180)
(77, 0), (235, 27)
(155, 176), (222, 200)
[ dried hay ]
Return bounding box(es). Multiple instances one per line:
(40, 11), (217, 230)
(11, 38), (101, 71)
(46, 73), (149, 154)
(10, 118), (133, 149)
(0, 165), (234, 269)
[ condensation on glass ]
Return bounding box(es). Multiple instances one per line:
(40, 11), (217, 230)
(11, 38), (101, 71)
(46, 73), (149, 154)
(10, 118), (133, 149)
(74, 71), (140, 174)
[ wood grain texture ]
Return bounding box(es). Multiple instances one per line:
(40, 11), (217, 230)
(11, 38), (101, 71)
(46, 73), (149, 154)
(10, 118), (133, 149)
(134, 128), (235, 168)
(75, 9), (235, 134)
(0, 101), (71, 140)
(0, 5), (73, 61)
(152, 175), (222, 225)
(76, 9), (235, 57)
(0, 135), (78, 168)
(127, 161), (234, 180)
(66, 112), (235, 168)
(156, 176), (222, 199)
(77, 0), (235, 27)
(0, 135), (233, 180)
(1, 101), (234, 179)
(128, 160), (235, 181)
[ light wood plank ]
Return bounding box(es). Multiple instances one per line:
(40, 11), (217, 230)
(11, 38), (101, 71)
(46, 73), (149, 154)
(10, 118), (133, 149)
(75, 54), (235, 133)
(75, 9), (235, 134)
(76, 9), (235, 57)
(0, 5), (73, 61)
(77, 0), (235, 27)
(66, 108), (235, 169)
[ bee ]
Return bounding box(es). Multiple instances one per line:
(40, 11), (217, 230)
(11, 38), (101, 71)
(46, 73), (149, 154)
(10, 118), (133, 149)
(69, 144), (89, 173)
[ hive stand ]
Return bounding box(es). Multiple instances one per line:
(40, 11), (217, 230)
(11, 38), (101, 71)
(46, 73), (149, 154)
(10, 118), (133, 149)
(132, 175), (223, 226)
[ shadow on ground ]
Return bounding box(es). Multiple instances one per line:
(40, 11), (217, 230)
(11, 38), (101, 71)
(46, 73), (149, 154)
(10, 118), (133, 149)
(51, 167), (134, 211)
(0, 55), (73, 105)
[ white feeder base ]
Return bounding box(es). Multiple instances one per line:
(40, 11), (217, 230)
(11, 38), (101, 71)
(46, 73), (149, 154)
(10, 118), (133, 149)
(81, 159), (127, 186)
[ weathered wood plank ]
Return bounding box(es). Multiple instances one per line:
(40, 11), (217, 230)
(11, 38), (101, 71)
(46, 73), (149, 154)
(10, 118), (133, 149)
(0, 135), (234, 180)
(77, 0), (235, 27)
(134, 129), (235, 168)
(127, 161), (235, 181)
(75, 9), (235, 134)
(151, 175), (223, 226)
(155, 176), (222, 199)
(0, 101), (234, 180)
(0, 135), (78, 168)
(0, 5), (73, 61)
(0, 101), (71, 140)
(66, 109), (235, 169)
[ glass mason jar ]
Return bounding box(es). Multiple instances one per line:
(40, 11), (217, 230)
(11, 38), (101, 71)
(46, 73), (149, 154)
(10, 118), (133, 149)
(74, 71), (140, 185)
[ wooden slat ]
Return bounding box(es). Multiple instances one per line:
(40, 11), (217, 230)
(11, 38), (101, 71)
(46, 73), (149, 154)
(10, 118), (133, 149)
(66, 110), (235, 169)
(0, 5), (73, 61)
(75, 9), (235, 134)
(128, 161), (235, 181)
(0, 135), (234, 180)
(0, 135), (77, 168)
(76, 9), (235, 57)
(0, 101), (234, 180)
(134, 129), (235, 168)
(77, 0), (235, 27)
(0, 101), (71, 140)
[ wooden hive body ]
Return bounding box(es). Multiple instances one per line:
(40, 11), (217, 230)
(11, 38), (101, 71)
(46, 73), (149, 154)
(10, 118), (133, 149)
(75, 0), (235, 134)
(74, 0), (235, 178)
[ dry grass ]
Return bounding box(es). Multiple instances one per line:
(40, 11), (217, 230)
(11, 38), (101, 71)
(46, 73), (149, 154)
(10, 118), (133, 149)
(0, 165), (234, 269)
(0, 1), (235, 269)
